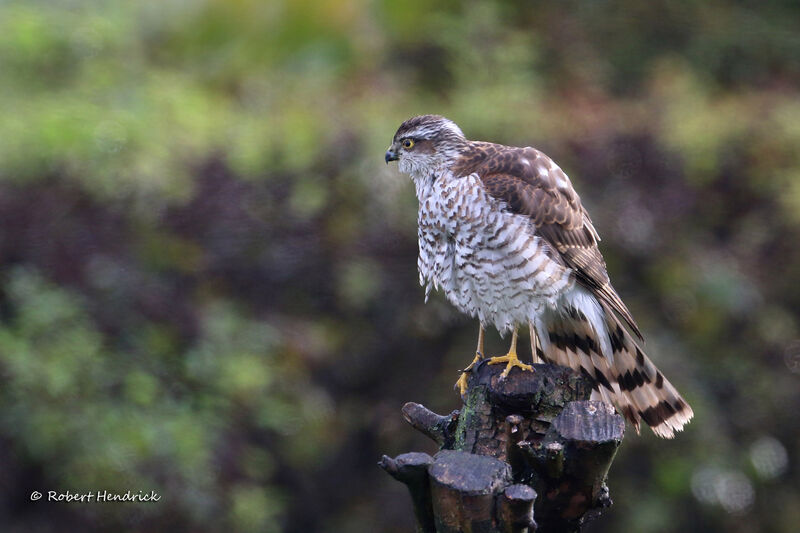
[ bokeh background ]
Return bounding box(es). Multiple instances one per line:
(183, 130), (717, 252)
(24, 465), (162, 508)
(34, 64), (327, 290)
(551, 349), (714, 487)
(1, 0), (799, 531)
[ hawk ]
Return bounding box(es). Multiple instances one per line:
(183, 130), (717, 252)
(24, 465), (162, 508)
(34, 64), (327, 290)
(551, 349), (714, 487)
(385, 115), (693, 438)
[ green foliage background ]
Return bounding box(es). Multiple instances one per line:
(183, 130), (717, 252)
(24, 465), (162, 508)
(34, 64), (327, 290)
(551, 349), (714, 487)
(1, 1), (799, 531)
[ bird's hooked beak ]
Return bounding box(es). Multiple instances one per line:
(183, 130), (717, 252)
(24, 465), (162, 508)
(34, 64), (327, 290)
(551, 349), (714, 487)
(385, 147), (399, 164)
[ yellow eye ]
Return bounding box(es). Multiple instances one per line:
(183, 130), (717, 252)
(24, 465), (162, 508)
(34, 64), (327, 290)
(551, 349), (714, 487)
(402, 138), (415, 149)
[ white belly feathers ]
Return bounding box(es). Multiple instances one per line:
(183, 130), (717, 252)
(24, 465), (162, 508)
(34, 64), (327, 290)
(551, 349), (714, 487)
(415, 172), (574, 333)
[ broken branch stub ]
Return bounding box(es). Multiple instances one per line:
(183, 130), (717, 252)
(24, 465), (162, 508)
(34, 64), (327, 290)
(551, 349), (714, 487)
(382, 361), (625, 532)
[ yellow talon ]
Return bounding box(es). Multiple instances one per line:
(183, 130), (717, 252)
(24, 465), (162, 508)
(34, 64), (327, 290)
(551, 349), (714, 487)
(454, 325), (486, 397)
(455, 351), (483, 396)
(454, 370), (469, 397)
(486, 352), (533, 379)
(486, 327), (533, 379)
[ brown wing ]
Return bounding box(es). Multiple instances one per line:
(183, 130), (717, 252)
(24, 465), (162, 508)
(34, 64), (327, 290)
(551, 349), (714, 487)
(453, 142), (643, 339)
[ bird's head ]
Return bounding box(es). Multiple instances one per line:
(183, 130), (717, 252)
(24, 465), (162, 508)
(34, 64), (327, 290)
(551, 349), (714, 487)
(385, 115), (467, 176)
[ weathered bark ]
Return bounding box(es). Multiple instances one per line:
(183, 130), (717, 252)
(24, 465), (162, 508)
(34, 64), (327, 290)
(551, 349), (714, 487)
(401, 403), (459, 449)
(379, 452), (436, 533)
(428, 450), (512, 533)
(381, 359), (624, 532)
(497, 484), (537, 533)
(452, 362), (592, 460)
(518, 400), (623, 531)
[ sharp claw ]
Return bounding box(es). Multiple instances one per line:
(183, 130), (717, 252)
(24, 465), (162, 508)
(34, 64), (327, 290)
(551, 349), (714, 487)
(456, 350), (488, 396)
(454, 373), (470, 396)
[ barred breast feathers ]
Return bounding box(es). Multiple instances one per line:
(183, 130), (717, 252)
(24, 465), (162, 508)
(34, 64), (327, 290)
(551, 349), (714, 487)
(452, 142), (643, 340)
(450, 140), (693, 437)
(400, 122), (693, 438)
(415, 170), (573, 333)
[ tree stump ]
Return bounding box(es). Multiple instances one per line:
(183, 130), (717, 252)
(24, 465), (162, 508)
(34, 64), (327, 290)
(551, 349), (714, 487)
(379, 359), (625, 532)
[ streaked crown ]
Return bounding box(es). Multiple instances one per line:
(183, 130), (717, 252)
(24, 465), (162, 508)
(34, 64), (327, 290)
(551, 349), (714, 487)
(392, 115), (466, 144)
(387, 115), (468, 176)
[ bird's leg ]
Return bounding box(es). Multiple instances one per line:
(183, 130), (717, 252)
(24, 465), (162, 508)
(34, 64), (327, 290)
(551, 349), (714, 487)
(454, 324), (485, 396)
(529, 322), (543, 364)
(487, 326), (533, 379)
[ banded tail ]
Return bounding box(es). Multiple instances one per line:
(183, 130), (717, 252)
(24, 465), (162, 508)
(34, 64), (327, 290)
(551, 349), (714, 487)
(533, 287), (694, 438)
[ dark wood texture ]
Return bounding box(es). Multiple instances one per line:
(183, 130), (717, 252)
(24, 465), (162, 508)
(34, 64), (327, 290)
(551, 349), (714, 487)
(428, 450), (512, 533)
(381, 360), (625, 532)
(453, 361), (592, 459)
(379, 452), (436, 533)
(498, 484), (537, 533)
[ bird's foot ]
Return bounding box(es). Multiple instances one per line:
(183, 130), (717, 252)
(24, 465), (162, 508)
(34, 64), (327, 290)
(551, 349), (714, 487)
(486, 350), (533, 380)
(454, 352), (483, 397)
